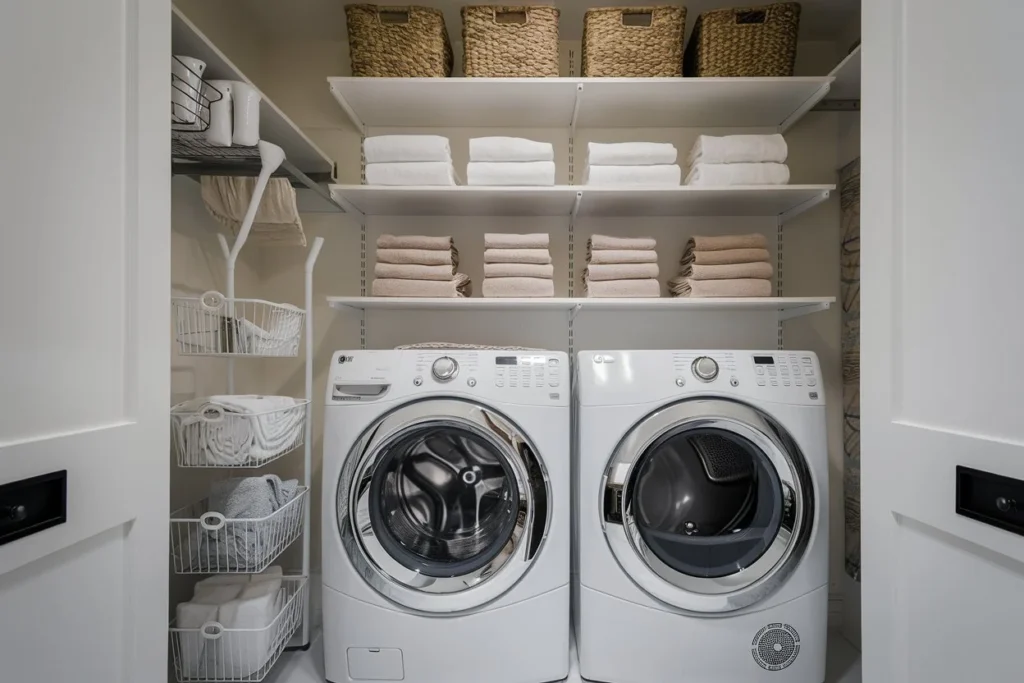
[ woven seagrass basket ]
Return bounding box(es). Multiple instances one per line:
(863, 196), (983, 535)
(582, 6), (687, 78)
(346, 4), (453, 77)
(462, 5), (560, 77)
(684, 2), (801, 77)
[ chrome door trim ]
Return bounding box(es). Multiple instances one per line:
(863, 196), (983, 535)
(602, 398), (814, 613)
(337, 398), (551, 613)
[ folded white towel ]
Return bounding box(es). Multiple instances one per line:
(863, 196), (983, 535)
(484, 233), (550, 249)
(585, 165), (681, 187)
(365, 162), (456, 186)
(191, 584), (245, 604)
(467, 161), (555, 187)
(470, 137), (554, 162)
(587, 142), (677, 166)
(364, 135), (451, 163)
(686, 134), (788, 166)
(172, 395), (306, 466)
(685, 162), (791, 187)
(218, 583), (282, 679)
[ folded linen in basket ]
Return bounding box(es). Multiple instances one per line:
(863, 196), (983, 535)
(584, 164), (681, 186)
(363, 135), (451, 163)
(175, 600), (225, 679)
(371, 274), (471, 298)
(686, 134), (788, 166)
(365, 162), (456, 186)
(483, 233), (550, 249)
(587, 142), (678, 166)
(685, 162), (790, 187)
(376, 248), (458, 266)
(374, 263), (457, 281)
(484, 248), (552, 265)
(679, 261), (773, 280)
(681, 247), (771, 266)
(589, 234), (657, 251)
(217, 579), (284, 679)
(200, 177), (306, 247)
(376, 234), (454, 250)
(484, 263), (554, 279)
(467, 161), (556, 186)
(482, 277), (555, 298)
(193, 567), (281, 595)
(685, 233), (768, 252)
(584, 263), (660, 281)
(587, 249), (657, 265)
(171, 395), (306, 466)
(209, 474), (299, 520)
(470, 137), (554, 162)
(585, 279), (661, 298)
(668, 277), (773, 298)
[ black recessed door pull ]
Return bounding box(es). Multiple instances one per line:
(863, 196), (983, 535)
(0, 470), (67, 547)
(956, 466), (1024, 537)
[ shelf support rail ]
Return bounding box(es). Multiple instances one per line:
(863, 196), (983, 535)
(330, 83), (367, 135)
(779, 190), (831, 225)
(779, 81), (832, 133)
(570, 84), (584, 136)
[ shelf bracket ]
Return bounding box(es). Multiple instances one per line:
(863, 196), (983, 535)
(779, 301), (831, 321)
(330, 83), (367, 135)
(779, 81), (831, 133)
(571, 191), (583, 221)
(570, 84), (584, 136)
(329, 188), (365, 220)
(779, 190), (830, 225)
(569, 302), (583, 323)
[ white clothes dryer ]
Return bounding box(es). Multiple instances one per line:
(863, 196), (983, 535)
(574, 350), (829, 683)
(323, 349), (570, 683)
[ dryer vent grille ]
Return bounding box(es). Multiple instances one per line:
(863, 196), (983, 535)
(751, 623), (800, 671)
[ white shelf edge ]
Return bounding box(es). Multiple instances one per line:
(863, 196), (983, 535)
(825, 45), (862, 101)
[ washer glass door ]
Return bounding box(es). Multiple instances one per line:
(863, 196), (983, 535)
(339, 398), (549, 612)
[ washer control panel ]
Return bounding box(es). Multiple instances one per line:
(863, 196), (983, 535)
(751, 352), (819, 389)
(494, 354), (561, 390)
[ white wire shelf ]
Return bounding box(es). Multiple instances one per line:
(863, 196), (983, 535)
(171, 398), (309, 469)
(170, 576), (307, 683)
(328, 77), (834, 132)
(171, 487), (309, 575)
(327, 296), (834, 320)
(173, 291), (305, 357)
(329, 185), (834, 220)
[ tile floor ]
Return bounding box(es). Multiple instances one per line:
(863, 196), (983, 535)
(267, 630), (862, 683)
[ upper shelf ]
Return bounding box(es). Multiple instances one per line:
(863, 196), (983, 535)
(327, 77), (835, 133)
(328, 185), (834, 220)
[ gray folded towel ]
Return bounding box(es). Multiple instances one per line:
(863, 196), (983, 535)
(210, 475), (299, 520)
(484, 248), (552, 265)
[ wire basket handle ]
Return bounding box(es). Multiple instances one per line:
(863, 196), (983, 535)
(200, 621), (225, 640)
(200, 511), (227, 531)
(197, 404), (226, 423)
(199, 290), (227, 312)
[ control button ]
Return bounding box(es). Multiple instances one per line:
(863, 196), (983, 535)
(730, 377), (739, 387)
(783, 379), (791, 386)
(467, 378), (477, 387)
(594, 356), (604, 364)
(767, 366), (777, 376)
(756, 377), (766, 386)
(807, 377), (817, 387)
(691, 356), (719, 382)
(413, 376), (423, 386)
(431, 356), (459, 382)
(795, 379), (803, 386)
(675, 377), (686, 387)
(770, 379), (778, 386)
(755, 366), (765, 375)
(548, 358), (559, 367)
(802, 357), (813, 365)
(793, 366), (802, 375)
(496, 380), (504, 387)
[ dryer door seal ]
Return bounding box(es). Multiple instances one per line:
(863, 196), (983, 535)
(602, 398), (814, 613)
(338, 398), (551, 613)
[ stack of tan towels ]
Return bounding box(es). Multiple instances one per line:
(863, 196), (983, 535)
(483, 233), (554, 297)
(584, 235), (661, 298)
(669, 233), (773, 298)
(372, 234), (471, 297)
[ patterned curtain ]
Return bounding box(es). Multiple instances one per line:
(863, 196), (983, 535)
(840, 158), (861, 581)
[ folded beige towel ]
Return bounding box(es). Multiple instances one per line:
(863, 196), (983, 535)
(589, 235), (657, 251)
(688, 234), (767, 251)
(584, 263), (660, 282)
(484, 263), (554, 279)
(374, 263), (456, 281)
(377, 234), (453, 250)
(680, 262), (773, 280)
(484, 233), (550, 249)
(588, 249), (658, 265)
(484, 248), (552, 265)
(585, 279), (661, 298)
(482, 277), (554, 298)
(681, 248), (771, 266)
(371, 273), (471, 298)
(668, 277), (772, 298)
(376, 248), (459, 267)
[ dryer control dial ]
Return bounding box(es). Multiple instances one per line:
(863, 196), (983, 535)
(692, 356), (719, 382)
(431, 356), (459, 382)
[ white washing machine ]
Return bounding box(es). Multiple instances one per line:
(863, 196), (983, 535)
(323, 349), (570, 683)
(574, 350), (829, 683)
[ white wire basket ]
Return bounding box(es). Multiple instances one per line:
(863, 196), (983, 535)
(170, 576), (307, 683)
(171, 487), (308, 574)
(173, 291), (305, 357)
(171, 398), (310, 468)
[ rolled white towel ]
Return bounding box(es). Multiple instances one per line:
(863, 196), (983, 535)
(365, 162), (456, 186)
(584, 165), (681, 187)
(467, 161), (555, 187)
(685, 163), (790, 187)
(470, 137), (554, 162)
(364, 135), (451, 163)
(686, 134), (788, 166)
(587, 142), (677, 166)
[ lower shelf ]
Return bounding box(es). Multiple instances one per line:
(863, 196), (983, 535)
(327, 296), (834, 321)
(170, 576), (308, 683)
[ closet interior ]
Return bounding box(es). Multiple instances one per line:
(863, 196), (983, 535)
(168, 0), (861, 680)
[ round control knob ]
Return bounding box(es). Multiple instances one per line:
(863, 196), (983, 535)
(675, 377), (686, 387)
(692, 356), (719, 382)
(431, 356), (459, 382)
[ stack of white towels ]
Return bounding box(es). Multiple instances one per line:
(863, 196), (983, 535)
(584, 235), (661, 297)
(584, 142), (681, 186)
(373, 234), (470, 297)
(364, 135), (456, 186)
(483, 233), (554, 297)
(467, 137), (556, 186)
(684, 134), (790, 186)
(175, 567), (286, 679)
(669, 233), (773, 297)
